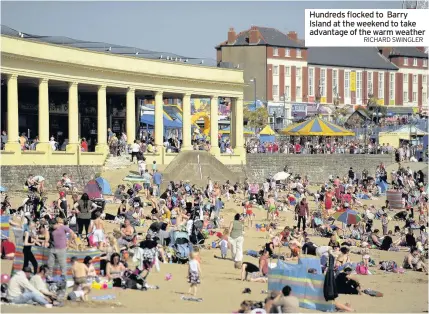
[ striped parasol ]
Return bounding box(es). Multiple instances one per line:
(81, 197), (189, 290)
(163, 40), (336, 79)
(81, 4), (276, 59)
(331, 209), (362, 224)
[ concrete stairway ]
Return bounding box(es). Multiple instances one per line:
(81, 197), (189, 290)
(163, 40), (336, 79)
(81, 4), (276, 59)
(103, 155), (134, 171)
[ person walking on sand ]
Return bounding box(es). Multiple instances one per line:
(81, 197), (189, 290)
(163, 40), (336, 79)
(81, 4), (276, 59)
(229, 213), (245, 267)
(188, 252), (202, 296)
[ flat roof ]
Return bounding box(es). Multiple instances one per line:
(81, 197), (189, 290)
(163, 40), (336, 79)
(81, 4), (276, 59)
(1, 24), (217, 67)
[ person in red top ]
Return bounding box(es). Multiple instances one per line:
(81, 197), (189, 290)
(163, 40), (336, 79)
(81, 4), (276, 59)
(273, 143), (279, 153)
(295, 143), (301, 154)
(81, 138), (88, 152)
(244, 201), (253, 227)
(1, 239), (16, 260)
(267, 143), (272, 153)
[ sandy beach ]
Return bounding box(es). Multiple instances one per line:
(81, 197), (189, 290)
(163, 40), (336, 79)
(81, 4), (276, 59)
(1, 165), (428, 313)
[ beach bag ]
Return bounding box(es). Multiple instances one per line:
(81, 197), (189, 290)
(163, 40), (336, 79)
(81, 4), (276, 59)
(88, 234), (96, 247)
(356, 263), (368, 275)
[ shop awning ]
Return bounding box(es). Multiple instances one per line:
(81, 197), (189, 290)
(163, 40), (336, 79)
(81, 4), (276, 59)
(140, 114), (182, 128)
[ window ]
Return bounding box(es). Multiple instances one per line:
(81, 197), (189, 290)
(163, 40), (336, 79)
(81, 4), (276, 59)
(389, 73), (395, 102)
(412, 92), (417, 102)
(413, 58), (418, 66)
(367, 71), (373, 95)
(424, 59), (428, 67)
(404, 91), (408, 102)
(273, 47), (279, 56)
(404, 74), (408, 83)
(378, 72), (384, 99)
(332, 70), (339, 96)
(404, 57), (408, 65)
(345, 71), (350, 99)
(308, 68), (314, 96)
(285, 86), (290, 98)
(296, 86), (301, 98)
(296, 67), (301, 78)
(272, 85), (279, 96)
(285, 48), (290, 57)
(285, 66), (290, 76)
(356, 72), (362, 100)
(273, 66), (279, 75)
(423, 75), (427, 83)
(320, 69), (326, 96)
(413, 75), (417, 84)
(423, 92), (427, 103)
(296, 49), (302, 58)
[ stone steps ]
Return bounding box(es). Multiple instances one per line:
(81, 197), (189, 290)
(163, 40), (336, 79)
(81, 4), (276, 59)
(103, 155), (134, 171)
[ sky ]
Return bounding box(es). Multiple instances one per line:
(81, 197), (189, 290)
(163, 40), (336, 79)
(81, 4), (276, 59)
(1, 1), (401, 59)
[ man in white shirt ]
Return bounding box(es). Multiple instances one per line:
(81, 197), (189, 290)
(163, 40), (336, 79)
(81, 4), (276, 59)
(7, 267), (51, 307)
(30, 265), (57, 302)
(131, 140), (141, 163)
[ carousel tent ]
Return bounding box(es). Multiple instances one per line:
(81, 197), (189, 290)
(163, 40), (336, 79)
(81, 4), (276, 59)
(280, 116), (355, 136)
(379, 125), (428, 148)
(259, 125), (276, 143)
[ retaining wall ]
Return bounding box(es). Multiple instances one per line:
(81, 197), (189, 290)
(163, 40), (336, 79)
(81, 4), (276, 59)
(244, 154), (394, 183)
(1, 165), (102, 191)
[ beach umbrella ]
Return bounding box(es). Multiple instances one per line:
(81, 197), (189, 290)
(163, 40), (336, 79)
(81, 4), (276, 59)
(273, 172), (290, 181)
(0, 186), (7, 192)
(331, 209), (361, 225)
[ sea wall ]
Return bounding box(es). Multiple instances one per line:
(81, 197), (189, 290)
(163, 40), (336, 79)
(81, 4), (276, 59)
(244, 154), (394, 183)
(0, 165), (102, 191)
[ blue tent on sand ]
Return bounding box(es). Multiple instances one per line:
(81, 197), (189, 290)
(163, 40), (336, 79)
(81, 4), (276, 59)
(95, 177), (112, 195)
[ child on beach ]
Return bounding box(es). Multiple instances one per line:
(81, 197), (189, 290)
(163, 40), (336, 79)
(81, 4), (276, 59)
(219, 234), (229, 259)
(243, 201), (253, 227)
(188, 252), (202, 296)
(67, 286), (90, 302)
(138, 158), (146, 176)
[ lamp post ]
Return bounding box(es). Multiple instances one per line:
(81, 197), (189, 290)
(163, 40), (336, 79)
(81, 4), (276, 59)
(280, 93), (288, 128)
(250, 78), (257, 108)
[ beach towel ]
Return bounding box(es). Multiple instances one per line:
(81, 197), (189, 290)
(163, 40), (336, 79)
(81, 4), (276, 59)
(123, 175), (146, 182)
(0, 216), (10, 239)
(11, 245), (101, 281)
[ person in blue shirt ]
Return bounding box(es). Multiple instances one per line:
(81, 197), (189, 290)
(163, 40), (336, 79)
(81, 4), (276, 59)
(214, 197), (224, 219)
(152, 170), (162, 196)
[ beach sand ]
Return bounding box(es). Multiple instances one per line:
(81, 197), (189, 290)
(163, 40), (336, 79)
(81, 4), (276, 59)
(1, 164), (428, 313)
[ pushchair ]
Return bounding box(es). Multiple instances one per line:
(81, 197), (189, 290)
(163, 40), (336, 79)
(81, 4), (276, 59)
(190, 219), (205, 249)
(91, 198), (106, 220)
(170, 230), (191, 264)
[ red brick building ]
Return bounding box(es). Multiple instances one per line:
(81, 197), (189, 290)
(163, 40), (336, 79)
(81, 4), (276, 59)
(216, 26), (428, 116)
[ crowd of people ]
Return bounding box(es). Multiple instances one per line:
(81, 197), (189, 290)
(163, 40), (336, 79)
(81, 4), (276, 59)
(0, 154), (428, 312)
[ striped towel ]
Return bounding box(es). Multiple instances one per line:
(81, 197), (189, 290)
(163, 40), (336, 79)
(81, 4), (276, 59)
(12, 245), (101, 281)
(1, 215), (10, 239)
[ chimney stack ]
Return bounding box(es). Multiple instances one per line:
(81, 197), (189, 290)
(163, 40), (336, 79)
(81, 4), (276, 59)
(249, 26), (259, 44)
(228, 27), (236, 45)
(287, 31), (298, 41)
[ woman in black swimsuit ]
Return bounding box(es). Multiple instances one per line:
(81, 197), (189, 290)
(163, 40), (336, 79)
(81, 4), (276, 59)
(23, 221), (38, 274)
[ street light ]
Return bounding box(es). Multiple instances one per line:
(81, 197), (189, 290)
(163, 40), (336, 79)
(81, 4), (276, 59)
(250, 78), (257, 108)
(280, 93), (289, 127)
